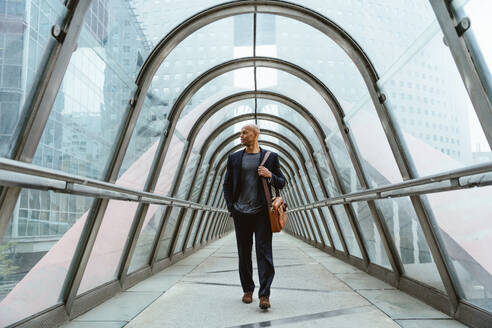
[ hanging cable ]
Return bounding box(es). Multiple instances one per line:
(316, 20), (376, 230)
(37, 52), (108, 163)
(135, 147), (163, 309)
(253, 6), (258, 125)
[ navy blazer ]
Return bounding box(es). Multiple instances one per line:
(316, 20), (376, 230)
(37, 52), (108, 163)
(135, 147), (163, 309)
(223, 147), (286, 215)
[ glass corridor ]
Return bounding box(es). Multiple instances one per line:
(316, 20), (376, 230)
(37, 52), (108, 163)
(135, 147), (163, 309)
(0, 0), (491, 327)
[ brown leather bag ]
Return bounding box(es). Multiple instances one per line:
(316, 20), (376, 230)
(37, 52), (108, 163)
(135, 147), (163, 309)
(260, 152), (288, 233)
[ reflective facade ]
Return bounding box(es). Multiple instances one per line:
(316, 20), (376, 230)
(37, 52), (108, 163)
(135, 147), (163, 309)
(0, 1), (491, 327)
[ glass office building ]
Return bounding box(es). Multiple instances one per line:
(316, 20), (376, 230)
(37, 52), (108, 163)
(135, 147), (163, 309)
(0, 0), (491, 327)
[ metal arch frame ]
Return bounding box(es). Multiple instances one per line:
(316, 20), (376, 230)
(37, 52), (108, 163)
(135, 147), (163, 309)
(125, 0), (461, 312)
(115, 51), (414, 293)
(210, 132), (323, 245)
(115, 56), (370, 281)
(186, 130), (321, 250)
(205, 135), (336, 250)
(202, 154), (299, 245)
(208, 145), (331, 251)
(206, 154), (302, 245)
(0, 5), (438, 322)
(201, 139), (312, 245)
(174, 90), (350, 253)
(2, 2), (484, 326)
(207, 142), (344, 255)
(190, 135), (313, 250)
(128, 55), (389, 268)
(165, 113), (335, 255)
(187, 142), (301, 250)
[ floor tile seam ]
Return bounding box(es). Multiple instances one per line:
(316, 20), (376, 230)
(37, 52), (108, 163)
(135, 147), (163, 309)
(396, 318), (459, 321)
(289, 237), (402, 325)
(180, 240), (226, 279)
(124, 240), (226, 326)
(73, 320), (129, 323)
(224, 304), (374, 328)
(202, 262), (318, 274)
(119, 290), (166, 326)
(179, 280), (358, 295)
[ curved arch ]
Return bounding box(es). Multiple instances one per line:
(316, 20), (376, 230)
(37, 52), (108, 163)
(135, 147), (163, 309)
(204, 146), (306, 245)
(175, 91), (342, 249)
(165, 114), (333, 256)
(136, 0), (378, 92)
(202, 130), (319, 236)
(193, 139), (311, 247)
(202, 139), (319, 244)
(141, 56), (350, 197)
(152, 129), (320, 263)
(122, 62), (371, 277)
(199, 136), (317, 241)
(116, 1), (432, 288)
(177, 114), (334, 244)
(176, 91), (350, 250)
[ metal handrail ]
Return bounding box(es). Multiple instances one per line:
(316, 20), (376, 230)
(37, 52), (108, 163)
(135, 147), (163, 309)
(287, 161), (492, 212)
(0, 158), (227, 213)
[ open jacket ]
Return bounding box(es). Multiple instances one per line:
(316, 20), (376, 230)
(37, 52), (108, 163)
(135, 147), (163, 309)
(223, 147), (286, 215)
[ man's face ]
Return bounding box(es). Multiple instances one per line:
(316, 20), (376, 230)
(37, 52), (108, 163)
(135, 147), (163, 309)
(240, 126), (257, 146)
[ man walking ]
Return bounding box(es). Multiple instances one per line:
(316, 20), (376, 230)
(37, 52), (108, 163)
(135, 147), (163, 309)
(223, 124), (286, 310)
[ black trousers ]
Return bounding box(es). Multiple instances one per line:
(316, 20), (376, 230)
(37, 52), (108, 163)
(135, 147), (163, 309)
(232, 208), (275, 298)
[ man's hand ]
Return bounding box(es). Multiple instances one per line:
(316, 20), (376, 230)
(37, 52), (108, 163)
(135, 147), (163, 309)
(258, 165), (272, 178)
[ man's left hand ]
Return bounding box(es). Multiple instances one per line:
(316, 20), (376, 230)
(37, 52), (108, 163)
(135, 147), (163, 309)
(258, 166), (272, 178)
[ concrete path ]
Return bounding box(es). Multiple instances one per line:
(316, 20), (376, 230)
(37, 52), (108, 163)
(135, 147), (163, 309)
(60, 232), (468, 327)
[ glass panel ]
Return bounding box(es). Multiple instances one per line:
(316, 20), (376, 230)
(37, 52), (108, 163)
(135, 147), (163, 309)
(425, 187), (492, 309)
(176, 68), (254, 133)
(190, 170), (216, 244)
(185, 210), (203, 250)
(327, 131), (362, 193)
(0, 190), (92, 327)
(193, 99), (254, 150)
(1, 0), (66, 157)
(305, 161), (331, 247)
(78, 200), (134, 294)
(333, 204), (362, 258)
(299, 168), (323, 244)
(173, 210), (191, 254)
(257, 14), (368, 114)
(375, 197), (445, 291)
(351, 202), (391, 269)
(79, 136), (186, 292)
(293, 0), (437, 76)
(346, 101), (403, 187)
(321, 206), (344, 251)
(314, 150), (340, 198)
(150, 15), (253, 133)
(194, 213), (209, 246)
(132, 1), (237, 49)
(155, 207), (181, 260)
(174, 211), (193, 253)
(118, 99), (166, 186)
(379, 29), (491, 176)
(257, 68), (340, 135)
(32, 1), (146, 180)
(128, 204), (168, 273)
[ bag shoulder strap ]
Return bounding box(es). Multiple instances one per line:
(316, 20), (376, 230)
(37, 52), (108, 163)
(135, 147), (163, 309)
(261, 152), (272, 207)
(260, 151), (271, 166)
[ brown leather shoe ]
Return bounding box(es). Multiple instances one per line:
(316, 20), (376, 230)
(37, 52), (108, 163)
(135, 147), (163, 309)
(242, 292), (253, 304)
(259, 296), (270, 309)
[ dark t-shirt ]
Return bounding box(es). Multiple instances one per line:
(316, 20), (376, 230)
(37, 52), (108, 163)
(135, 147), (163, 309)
(233, 152), (264, 214)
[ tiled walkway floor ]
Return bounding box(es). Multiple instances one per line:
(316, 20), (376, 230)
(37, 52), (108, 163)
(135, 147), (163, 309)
(60, 232), (468, 328)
